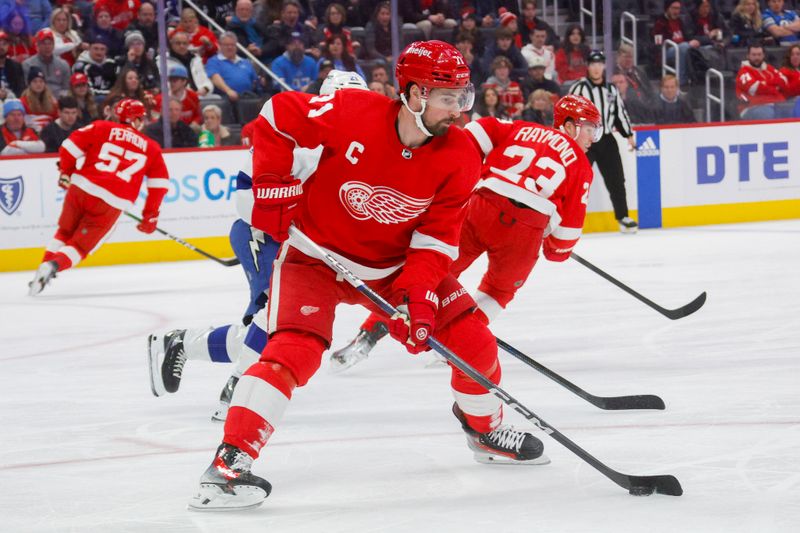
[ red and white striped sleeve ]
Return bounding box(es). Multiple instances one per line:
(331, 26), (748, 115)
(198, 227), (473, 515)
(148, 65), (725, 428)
(462, 116), (514, 160)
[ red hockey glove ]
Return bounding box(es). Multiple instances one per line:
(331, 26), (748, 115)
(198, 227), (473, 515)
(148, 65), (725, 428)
(542, 235), (572, 262)
(137, 213), (159, 234)
(388, 286), (438, 354)
(251, 177), (302, 242)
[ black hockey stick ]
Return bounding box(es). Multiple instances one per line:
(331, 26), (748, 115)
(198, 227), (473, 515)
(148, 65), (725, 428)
(124, 212), (240, 267)
(289, 226), (682, 497)
(570, 252), (706, 320)
(495, 338), (665, 410)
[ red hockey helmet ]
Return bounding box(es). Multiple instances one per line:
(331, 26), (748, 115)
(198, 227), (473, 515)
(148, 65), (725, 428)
(396, 40), (474, 112)
(553, 94), (602, 142)
(115, 98), (147, 124)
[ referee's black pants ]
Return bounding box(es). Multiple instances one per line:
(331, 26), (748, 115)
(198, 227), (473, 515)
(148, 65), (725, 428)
(586, 133), (629, 220)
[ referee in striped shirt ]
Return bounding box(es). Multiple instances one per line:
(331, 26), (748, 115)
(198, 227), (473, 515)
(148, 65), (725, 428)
(569, 50), (638, 233)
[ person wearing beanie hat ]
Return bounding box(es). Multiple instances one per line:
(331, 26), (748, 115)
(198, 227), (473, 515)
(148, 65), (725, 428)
(124, 30), (145, 49)
(117, 30), (160, 91)
(0, 30), (26, 99)
(20, 66), (60, 132)
(73, 36), (118, 97)
(498, 8), (523, 49)
(23, 28), (72, 97)
(0, 98), (45, 155)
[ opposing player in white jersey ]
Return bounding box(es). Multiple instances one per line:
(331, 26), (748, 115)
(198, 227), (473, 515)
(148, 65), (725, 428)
(29, 99), (168, 295)
(330, 94), (601, 372)
(146, 71), (368, 421)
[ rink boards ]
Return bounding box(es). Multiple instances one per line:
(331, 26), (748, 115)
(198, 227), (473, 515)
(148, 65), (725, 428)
(1, 119), (799, 272)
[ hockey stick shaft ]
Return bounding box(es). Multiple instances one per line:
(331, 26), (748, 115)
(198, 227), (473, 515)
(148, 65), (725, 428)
(288, 226), (682, 496)
(495, 338), (665, 410)
(123, 212), (240, 267)
(570, 252), (706, 320)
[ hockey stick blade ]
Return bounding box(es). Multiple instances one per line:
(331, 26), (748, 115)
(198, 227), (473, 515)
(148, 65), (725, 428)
(570, 253), (706, 320)
(496, 338), (666, 410)
(661, 291), (706, 320)
(289, 226), (682, 497)
(624, 474), (684, 496)
(123, 212), (240, 267)
(598, 394), (665, 410)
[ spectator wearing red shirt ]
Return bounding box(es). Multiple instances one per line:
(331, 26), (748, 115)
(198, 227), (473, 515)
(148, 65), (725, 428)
(315, 2), (359, 57)
(555, 24), (588, 83)
(780, 44), (800, 98)
(20, 66), (59, 132)
(177, 7), (219, 64)
(651, 0), (701, 85)
(154, 65), (201, 127)
(736, 43), (789, 119)
(0, 98), (45, 155)
(240, 117), (257, 146)
(4, 9), (37, 63)
(94, 0), (141, 32)
(482, 56), (524, 118)
(497, 9), (522, 49)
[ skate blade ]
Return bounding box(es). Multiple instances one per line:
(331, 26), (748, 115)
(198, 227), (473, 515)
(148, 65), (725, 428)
(328, 353), (367, 374)
(211, 402), (229, 423)
(473, 452), (551, 466)
(147, 335), (167, 397)
(187, 483), (267, 512)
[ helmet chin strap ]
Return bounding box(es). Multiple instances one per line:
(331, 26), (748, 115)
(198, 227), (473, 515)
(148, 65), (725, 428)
(400, 93), (433, 137)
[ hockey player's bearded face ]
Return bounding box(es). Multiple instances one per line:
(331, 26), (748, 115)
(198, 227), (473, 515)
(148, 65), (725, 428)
(421, 87), (470, 136)
(422, 104), (458, 136)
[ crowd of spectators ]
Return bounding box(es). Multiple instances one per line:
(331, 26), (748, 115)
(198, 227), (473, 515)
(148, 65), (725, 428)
(2, 0), (800, 157)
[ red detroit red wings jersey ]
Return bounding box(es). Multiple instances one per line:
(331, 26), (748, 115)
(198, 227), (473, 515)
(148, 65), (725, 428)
(464, 116), (593, 254)
(59, 120), (169, 211)
(253, 89), (482, 290)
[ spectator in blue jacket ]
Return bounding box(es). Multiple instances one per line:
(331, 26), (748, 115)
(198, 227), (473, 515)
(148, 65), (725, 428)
(270, 31), (317, 91)
(763, 0), (800, 45)
(206, 31), (258, 102)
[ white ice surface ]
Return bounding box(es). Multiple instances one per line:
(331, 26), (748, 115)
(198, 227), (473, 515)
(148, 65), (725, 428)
(1, 220), (799, 533)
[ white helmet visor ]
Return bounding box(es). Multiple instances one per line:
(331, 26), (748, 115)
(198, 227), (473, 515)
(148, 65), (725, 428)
(424, 84), (475, 112)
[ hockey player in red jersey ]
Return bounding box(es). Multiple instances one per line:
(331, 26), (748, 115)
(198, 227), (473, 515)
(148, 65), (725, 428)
(189, 41), (550, 512)
(330, 94), (601, 372)
(28, 99), (169, 295)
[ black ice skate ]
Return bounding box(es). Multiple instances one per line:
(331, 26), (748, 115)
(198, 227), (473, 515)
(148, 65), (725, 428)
(188, 443), (272, 511)
(453, 403), (550, 465)
(27, 261), (58, 296)
(211, 375), (239, 423)
(147, 330), (187, 397)
(328, 321), (388, 374)
(618, 217), (639, 234)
